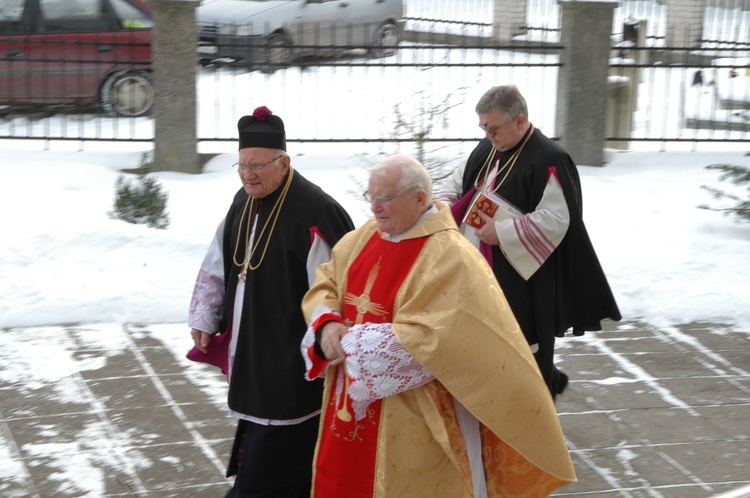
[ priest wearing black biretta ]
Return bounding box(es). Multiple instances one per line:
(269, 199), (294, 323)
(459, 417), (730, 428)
(187, 106), (354, 497)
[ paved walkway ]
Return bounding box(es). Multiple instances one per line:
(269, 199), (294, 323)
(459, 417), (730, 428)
(554, 321), (750, 497)
(1, 320), (748, 497)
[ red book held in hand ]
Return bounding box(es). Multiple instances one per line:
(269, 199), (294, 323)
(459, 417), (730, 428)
(463, 191), (523, 229)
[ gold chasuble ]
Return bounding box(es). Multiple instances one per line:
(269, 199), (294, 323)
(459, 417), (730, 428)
(302, 202), (576, 497)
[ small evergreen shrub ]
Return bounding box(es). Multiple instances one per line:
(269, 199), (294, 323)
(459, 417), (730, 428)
(110, 152), (170, 229)
(699, 163), (750, 224)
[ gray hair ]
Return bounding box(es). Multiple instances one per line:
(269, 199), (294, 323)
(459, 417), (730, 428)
(370, 154), (432, 196)
(475, 85), (528, 123)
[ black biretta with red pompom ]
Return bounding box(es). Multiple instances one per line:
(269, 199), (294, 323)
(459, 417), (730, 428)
(237, 106), (286, 151)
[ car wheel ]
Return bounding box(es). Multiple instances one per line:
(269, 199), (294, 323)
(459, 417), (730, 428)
(369, 22), (399, 59)
(100, 70), (154, 117)
(260, 33), (292, 74)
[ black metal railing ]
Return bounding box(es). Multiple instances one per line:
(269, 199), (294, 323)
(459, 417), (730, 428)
(0, 20), (747, 149)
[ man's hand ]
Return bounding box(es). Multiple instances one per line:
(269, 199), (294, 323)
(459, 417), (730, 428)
(190, 328), (212, 354)
(475, 211), (500, 245)
(320, 321), (348, 366)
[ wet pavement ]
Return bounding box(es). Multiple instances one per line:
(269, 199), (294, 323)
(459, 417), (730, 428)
(554, 321), (750, 497)
(1, 320), (748, 497)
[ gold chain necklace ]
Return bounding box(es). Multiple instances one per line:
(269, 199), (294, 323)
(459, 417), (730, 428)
(233, 168), (295, 282)
(474, 125), (535, 193)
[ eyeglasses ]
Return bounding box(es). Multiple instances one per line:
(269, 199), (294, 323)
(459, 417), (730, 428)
(232, 154), (283, 172)
(363, 184), (418, 204)
(479, 118), (513, 136)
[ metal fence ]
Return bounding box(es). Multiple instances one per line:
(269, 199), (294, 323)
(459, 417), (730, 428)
(407, 0), (750, 47)
(0, 12), (748, 150)
(608, 48), (750, 146)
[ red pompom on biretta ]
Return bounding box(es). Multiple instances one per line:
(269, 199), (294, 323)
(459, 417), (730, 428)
(252, 106), (273, 122)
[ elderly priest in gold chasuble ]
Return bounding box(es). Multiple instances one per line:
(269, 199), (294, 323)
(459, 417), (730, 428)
(301, 154), (576, 497)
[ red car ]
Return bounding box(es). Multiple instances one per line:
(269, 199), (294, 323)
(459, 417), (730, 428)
(0, 0), (153, 117)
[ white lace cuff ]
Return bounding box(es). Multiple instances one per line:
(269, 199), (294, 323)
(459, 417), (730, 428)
(341, 322), (435, 420)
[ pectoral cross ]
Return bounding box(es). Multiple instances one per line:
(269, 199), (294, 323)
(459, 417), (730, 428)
(238, 263), (249, 283)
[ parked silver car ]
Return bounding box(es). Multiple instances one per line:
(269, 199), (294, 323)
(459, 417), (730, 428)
(196, 0), (404, 72)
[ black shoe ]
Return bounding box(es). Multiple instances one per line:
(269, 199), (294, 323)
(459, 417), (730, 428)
(556, 371), (569, 396)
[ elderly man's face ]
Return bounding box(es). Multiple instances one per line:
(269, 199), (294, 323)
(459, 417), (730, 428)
(478, 108), (525, 152)
(237, 147), (289, 199)
(367, 171), (425, 235)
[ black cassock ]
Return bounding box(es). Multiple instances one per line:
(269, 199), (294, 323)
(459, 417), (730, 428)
(458, 131), (621, 393)
(219, 170), (354, 492)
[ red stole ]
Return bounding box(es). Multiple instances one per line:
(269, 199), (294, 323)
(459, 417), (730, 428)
(312, 233), (428, 497)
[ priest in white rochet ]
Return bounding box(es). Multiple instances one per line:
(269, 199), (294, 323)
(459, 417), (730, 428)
(440, 85), (621, 399)
(301, 154), (577, 497)
(187, 106), (354, 498)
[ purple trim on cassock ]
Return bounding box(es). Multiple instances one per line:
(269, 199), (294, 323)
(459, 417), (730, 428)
(309, 225), (327, 245)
